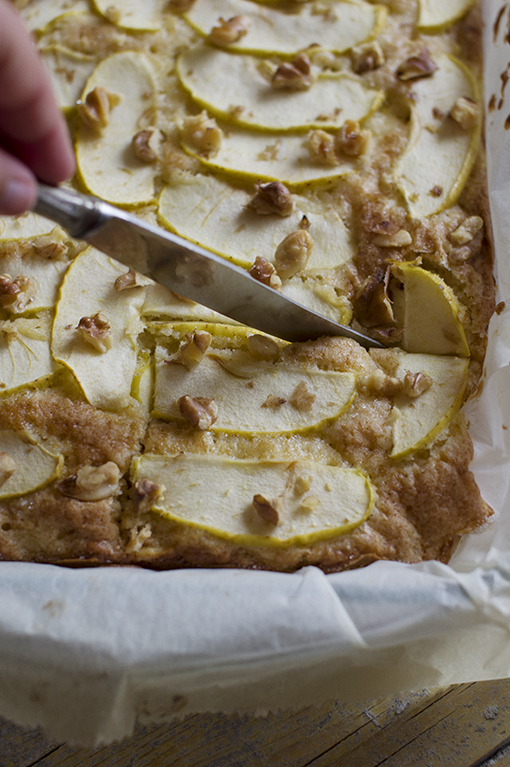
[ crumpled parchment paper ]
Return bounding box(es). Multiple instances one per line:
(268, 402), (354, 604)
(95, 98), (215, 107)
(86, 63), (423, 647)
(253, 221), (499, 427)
(1, 0), (509, 746)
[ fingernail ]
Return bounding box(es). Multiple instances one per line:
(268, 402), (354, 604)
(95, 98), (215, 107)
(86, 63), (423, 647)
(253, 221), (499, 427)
(0, 177), (35, 215)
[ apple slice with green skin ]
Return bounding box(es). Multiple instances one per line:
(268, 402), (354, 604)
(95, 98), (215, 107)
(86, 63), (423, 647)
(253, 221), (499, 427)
(76, 52), (158, 206)
(0, 253), (69, 313)
(181, 128), (356, 189)
(153, 349), (356, 433)
(20, 0), (90, 33)
(395, 55), (480, 218)
(177, 47), (383, 132)
(0, 431), (64, 500)
(391, 263), (469, 357)
(92, 0), (162, 31)
(142, 282), (237, 324)
(158, 173), (355, 271)
(0, 316), (58, 394)
(132, 454), (374, 546)
(417, 0), (475, 31)
(41, 46), (97, 112)
(184, 0), (385, 57)
(52, 247), (146, 411)
(0, 213), (56, 242)
(131, 350), (153, 411)
(281, 276), (353, 326)
(390, 352), (469, 459)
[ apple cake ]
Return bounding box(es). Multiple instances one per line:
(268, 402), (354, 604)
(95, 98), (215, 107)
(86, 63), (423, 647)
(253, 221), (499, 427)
(0, 0), (495, 571)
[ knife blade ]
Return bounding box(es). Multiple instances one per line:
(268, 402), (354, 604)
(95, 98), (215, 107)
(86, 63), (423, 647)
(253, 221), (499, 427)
(34, 183), (384, 348)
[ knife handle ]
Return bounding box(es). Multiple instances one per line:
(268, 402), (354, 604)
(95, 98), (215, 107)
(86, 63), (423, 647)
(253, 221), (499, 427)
(33, 183), (104, 239)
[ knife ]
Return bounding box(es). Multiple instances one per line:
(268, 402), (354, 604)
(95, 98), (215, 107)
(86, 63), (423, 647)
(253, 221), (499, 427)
(34, 183), (384, 348)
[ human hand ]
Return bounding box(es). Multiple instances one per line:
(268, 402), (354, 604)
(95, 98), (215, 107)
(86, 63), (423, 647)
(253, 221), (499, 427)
(0, 0), (75, 215)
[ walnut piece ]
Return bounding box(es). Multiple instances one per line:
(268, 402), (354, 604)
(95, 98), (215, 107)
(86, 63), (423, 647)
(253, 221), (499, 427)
(262, 394), (286, 408)
(274, 230), (314, 279)
(59, 462), (121, 501)
(0, 452), (16, 487)
(132, 129), (159, 163)
(355, 268), (394, 328)
(402, 370), (433, 398)
(252, 494), (282, 526)
(114, 269), (151, 291)
(248, 181), (294, 217)
(249, 257), (282, 290)
(450, 97), (479, 129)
(77, 86), (119, 131)
(271, 53), (313, 90)
(450, 216), (483, 246)
(372, 229), (412, 247)
(351, 41), (384, 74)
(178, 395), (218, 430)
(359, 369), (402, 397)
(397, 50), (438, 81)
(133, 479), (166, 513)
(289, 381), (316, 411)
(308, 129), (338, 166)
(77, 312), (113, 353)
(335, 120), (370, 156)
(208, 15), (251, 45)
(247, 334), (280, 362)
(181, 112), (223, 157)
(0, 274), (35, 314)
(300, 495), (320, 512)
(33, 232), (67, 260)
(171, 330), (212, 370)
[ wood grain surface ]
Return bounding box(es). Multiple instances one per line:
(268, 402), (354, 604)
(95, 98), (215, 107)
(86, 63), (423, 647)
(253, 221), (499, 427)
(2, 680), (510, 767)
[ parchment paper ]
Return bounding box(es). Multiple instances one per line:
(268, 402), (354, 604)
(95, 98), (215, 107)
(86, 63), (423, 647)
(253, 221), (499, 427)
(1, 0), (510, 746)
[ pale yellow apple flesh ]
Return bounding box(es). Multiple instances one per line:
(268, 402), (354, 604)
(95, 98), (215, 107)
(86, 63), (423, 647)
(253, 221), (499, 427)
(0, 213), (56, 242)
(20, 0), (89, 33)
(132, 454), (374, 546)
(0, 316), (57, 394)
(92, 0), (162, 30)
(0, 252), (69, 313)
(41, 46), (97, 111)
(0, 430), (64, 500)
(418, 0), (475, 30)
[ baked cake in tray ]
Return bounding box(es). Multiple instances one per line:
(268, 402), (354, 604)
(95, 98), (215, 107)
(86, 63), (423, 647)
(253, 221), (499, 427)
(0, 0), (495, 571)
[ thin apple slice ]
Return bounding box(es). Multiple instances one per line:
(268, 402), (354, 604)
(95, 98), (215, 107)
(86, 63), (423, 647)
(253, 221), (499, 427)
(184, 0), (385, 57)
(182, 128), (355, 188)
(92, 0), (162, 30)
(76, 52), (157, 205)
(142, 282), (236, 324)
(177, 47), (383, 132)
(0, 430), (64, 500)
(395, 55), (480, 218)
(0, 316), (57, 394)
(391, 263), (469, 357)
(132, 454), (374, 545)
(52, 247), (146, 411)
(158, 174), (355, 270)
(153, 350), (356, 433)
(0, 213), (55, 242)
(390, 352), (469, 459)
(41, 46), (97, 112)
(0, 253), (69, 313)
(281, 276), (352, 326)
(20, 0), (90, 32)
(418, 0), (475, 30)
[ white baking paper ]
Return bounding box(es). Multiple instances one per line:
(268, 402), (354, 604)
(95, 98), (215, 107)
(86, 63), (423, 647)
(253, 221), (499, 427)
(1, 0), (510, 747)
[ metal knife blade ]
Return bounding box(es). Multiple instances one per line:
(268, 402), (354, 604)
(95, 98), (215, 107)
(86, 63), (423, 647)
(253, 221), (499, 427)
(34, 183), (384, 348)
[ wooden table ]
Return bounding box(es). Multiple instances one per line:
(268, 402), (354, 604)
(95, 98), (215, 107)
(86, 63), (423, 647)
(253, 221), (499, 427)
(3, 680), (510, 767)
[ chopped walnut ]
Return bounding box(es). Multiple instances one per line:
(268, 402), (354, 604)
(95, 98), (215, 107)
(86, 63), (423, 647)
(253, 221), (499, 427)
(208, 15), (251, 45)
(450, 216), (483, 247)
(168, 0), (195, 12)
(77, 312), (112, 353)
(300, 495), (320, 512)
(289, 381), (316, 411)
(248, 181), (294, 217)
(274, 230), (314, 279)
(247, 334), (280, 362)
(271, 54), (313, 90)
(133, 479), (165, 513)
(355, 268), (394, 327)
(294, 473), (312, 494)
(181, 112), (223, 157)
(450, 97), (479, 129)
(308, 129), (338, 166)
(126, 522), (152, 553)
(114, 269), (151, 291)
(178, 395), (218, 430)
(262, 394), (286, 408)
(397, 50), (438, 81)
(0, 452), (16, 487)
(77, 86), (119, 131)
(359, 369), (402, 397)
(59, 462), (121, 501)
(351, 41), (384, 74)
(252, 494), (282, 526)
(299, 215), (311, 230)
(132, 129), (160, 163)
(171, 330), (212, 370)
(249, 256), (282, 290)
(335, 120), (370, 156)
(0, 274), (35, 314)
(372, 229), (412, 247)
(33, 231), (67, 260)
(402, 370), (433, 398)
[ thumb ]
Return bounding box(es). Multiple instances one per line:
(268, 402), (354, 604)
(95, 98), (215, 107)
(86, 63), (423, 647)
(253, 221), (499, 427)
(0, 147), (37, 215)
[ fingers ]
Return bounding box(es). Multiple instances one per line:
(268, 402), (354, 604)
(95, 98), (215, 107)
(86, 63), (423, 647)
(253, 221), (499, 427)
(0, 146), (37, 215)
